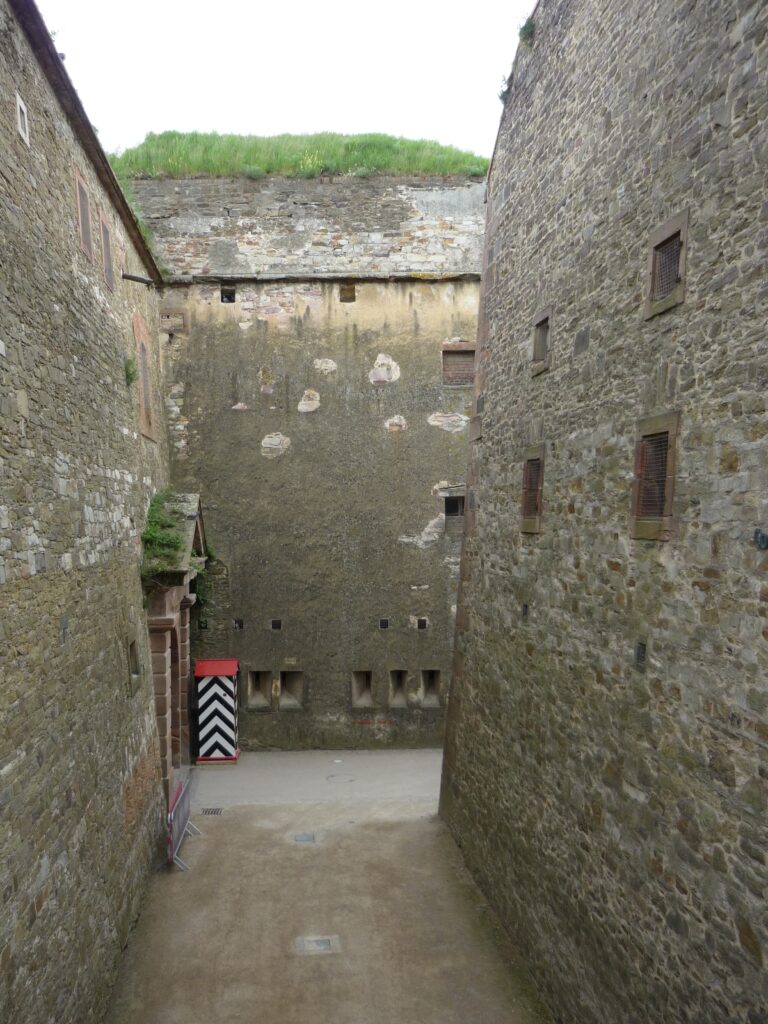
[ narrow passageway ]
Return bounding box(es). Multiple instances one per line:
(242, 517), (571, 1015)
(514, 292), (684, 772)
(106, 750), (551, 1024)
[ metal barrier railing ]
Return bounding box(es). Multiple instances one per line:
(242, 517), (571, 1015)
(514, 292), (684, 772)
(167, 775), (201, 870)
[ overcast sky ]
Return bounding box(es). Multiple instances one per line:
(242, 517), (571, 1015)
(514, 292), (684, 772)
(34, 0), (534, 158)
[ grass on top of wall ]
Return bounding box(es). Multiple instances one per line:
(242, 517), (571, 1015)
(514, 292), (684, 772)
(110, 131), (489, 180)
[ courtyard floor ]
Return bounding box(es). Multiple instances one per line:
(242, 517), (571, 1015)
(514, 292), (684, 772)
(105, 749), (551, 1024)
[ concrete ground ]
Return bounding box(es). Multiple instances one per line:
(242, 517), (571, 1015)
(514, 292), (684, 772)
(106, 750), (551, 1024)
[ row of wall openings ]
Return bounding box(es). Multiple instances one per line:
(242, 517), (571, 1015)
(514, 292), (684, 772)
(246, 671), (304, 708)
(530, 211), (689, 373)
(521, 411), (679, 542)
(379, 617), (429, 630)
(352, 670), (441, 708)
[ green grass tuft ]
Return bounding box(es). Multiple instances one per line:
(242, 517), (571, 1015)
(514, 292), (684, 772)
(110, 131), (489, 180)
(141, 489), (183, 580)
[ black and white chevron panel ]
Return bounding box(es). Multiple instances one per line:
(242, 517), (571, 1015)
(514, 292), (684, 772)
(197, 674), (239, 762)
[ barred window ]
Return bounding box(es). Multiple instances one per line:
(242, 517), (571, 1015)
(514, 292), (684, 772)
(644, 212), (688, 319)
(631, 412), (679, 541)
(521, 444), (545, 534)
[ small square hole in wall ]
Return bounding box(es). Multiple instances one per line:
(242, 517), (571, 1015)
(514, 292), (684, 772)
(379, 618), (390, 630)
(16, 93), (29, 145)
(339, 283), (356, 303)
(246, 670), (272, 708)
(233, 618), (244, 630)
(389, 670), (407, 708)
(221, 285), (236, 303)
(351, 671), (373, 708)
(271, 619), (282, 631)
(421, 670), (441, 707)
(280, 671), (304, 708)
(417, 617), (428, 631)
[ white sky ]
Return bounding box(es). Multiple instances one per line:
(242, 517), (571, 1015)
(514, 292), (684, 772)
(34, 0), (534, 158)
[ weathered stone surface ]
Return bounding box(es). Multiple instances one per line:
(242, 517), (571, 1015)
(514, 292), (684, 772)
(441, 1), (768, 1022)
(0, 3), (169, 1021)
(167, 278), (478, 748)
(131, 175), (486, 279)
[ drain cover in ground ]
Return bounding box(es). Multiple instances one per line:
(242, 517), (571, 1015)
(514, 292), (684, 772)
(325, 773), (355, 783)
(294, 935), (340, 956)
(294, 832), (316, 843)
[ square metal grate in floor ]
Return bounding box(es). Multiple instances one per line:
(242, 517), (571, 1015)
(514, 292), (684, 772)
(200, 808), (223, 816)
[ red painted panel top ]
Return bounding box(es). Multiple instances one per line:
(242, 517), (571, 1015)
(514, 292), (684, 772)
(194, 659), (239, 678)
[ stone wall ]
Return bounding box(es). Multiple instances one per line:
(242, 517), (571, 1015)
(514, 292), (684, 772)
(0, 3), (169, 1020)
(131, 175), (485, 278)
(166, 278), (479, 748)
(441, 1), (768, 1022)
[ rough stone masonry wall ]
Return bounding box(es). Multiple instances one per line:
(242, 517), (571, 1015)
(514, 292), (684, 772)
(131, 175), (485, 278)
(441, 1), (767, 1022)
(167, 278), (478, 748)
(0, 3), (169, 1020)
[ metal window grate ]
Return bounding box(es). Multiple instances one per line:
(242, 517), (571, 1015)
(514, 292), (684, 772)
(635, 641), (647, 672)
(533, 319), (549, 361)
(637, 432), (669, 518)
(652, 234), (681, 300)
(201, 808), (223, 816)
(523, 458), (542, 518)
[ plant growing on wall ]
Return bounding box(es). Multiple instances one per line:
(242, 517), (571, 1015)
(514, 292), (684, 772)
(519, 17), (535, 46)
(141, 489), (183, 581)
(124, 356), (138, 386)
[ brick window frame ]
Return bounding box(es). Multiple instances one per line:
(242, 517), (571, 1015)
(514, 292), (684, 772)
(74, 170), (93, 260)
(100, 213), (114, 290)
(531, 306), (552, 376)
(643, 211), (689, 320)
(441, 341), (476, 386)
(15, 92), (30, 145)
(630, 410), (680, 541)
(521, 443), (545, 534)
(132, 314), (157, 441)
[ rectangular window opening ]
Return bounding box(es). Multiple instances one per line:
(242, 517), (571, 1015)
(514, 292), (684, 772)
(521, 450), (544, 534)
(421, 670), (441, 707)
(636, 432), (669, 518)
(389, 670), (407, 708)
(444, 495), (465, 517)
(417, 617), (428, 631)
(441, 348), (476, 386)
(221, 284), (236, 303)
(271, 619), (282, 631)
(652, 233), (681, 301)
(246, 670), (272, 708)
(379, 618), (390, 630)
(533, 318), (549, 362)
(139, 342), (152, 429)
(631, 412), (679, 541)
(635, 641), (647, 673)
(75, 173), (93, 259)
(101, 216), (114, 289)
(280, 671), (304, 708)
(16, 93), (29, 145)
(351, 671), (373, 708)
(339, 283), (356, 303)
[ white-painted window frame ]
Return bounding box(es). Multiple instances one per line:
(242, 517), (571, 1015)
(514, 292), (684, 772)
(16, 92), (30, 146)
